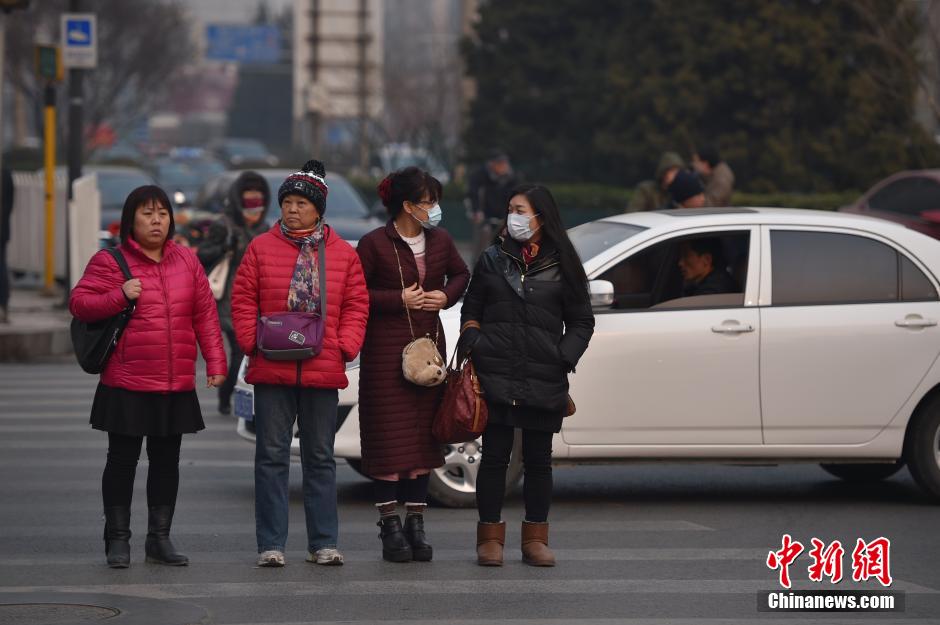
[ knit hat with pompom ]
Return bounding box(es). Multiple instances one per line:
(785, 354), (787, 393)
(278, 159), (329, 214)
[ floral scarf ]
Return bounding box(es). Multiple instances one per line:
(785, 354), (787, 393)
(280, 220), (325, 313)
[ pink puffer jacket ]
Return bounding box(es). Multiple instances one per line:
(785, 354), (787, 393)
(69, 239), (227, 392)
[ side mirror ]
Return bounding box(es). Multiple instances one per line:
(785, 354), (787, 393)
(588, 280), (614, 309)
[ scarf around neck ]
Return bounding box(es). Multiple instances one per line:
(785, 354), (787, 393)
(280, 219), (325, 313)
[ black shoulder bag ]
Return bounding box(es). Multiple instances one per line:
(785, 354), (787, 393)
(71, 248), (136, 374)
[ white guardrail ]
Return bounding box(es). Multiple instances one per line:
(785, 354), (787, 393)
(7, 171), (101, 288)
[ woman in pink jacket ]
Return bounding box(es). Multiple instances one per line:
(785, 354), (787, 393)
(70, 186), (227, 568)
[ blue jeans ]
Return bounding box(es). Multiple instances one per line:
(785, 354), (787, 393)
(253, 384), (339, 553)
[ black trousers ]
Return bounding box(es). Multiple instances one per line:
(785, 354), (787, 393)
(219, 327), (243, 407)
(373, 473), (430, 505)
(476, 423), (553, 523)
(0, 240), (9, 310)
(102, 433), (182, 508)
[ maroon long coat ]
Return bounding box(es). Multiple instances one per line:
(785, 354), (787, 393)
(356, 221), (470, 476)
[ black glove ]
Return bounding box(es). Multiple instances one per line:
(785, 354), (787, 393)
(456, 327), (481, 363)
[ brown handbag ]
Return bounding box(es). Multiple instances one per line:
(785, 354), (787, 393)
(432, 353), (488, 443)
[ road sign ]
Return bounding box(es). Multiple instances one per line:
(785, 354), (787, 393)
(35, 45), (62, 82)
(205, 24), (281, 64)
(60, 13), (97, 69)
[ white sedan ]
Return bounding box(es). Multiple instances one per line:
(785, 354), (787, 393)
(234, 207), (940, 506)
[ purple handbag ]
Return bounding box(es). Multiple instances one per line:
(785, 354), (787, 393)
(256, 238), (327, 361)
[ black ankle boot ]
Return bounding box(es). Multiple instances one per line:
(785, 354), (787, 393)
(377, 515), (412, 563)
(404, 513), (433, 561)
(145, 505), (188, 566)
(103, 506), (131, 568)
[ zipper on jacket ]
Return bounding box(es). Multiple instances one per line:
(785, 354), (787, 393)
(159, 263), (174, 387)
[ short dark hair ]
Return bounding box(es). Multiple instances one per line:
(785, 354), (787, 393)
(682, 237), (725, 267)
(697, 145), (721, 167)
(119, 185), (175, 244)
(377, 166), (442, 218)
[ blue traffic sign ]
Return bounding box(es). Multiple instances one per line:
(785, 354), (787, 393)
(65, 18), (92, 47)
(205, 25), (281, 64)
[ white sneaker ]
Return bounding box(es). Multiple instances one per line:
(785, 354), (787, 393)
(257, 550), (285, 567)
(307, 548), (344, 565)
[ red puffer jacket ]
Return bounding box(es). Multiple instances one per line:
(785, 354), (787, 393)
(69, 239), (227, 392)
(230, 224), (369, 389)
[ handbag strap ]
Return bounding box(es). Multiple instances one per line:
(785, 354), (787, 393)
(391, 233), (439, 345)
(106, 248), (135, 312)
(318, 236), (327, 320)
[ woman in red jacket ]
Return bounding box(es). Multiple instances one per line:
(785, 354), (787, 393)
(357, 167), (470, 562)
(70, 186), (227, 569)
(231, 160), (369, 568)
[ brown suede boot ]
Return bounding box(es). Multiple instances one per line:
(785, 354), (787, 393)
(476, 522), (505, 566)
(521, 521), (556, 567)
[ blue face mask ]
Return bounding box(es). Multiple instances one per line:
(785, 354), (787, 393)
(414, 203), (443, 229)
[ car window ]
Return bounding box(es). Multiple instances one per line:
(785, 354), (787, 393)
(868, 177), (940, 217)
(901, 255), (939, 302)
(95, 171), (155, 207)
(596, 230), (750, 312)
(568, 221), (646, 260)
(771, 231), (898, 305)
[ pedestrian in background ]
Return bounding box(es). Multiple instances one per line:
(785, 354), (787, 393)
(0, 166), (13, 324)
(356, 167), (470, 562)
(69, 185), (227, 568)
(692, 145), (735, 207)
(231, 160), (369, 568)
(197, 171), (271, 415)
(465, 150), (520, 258)
(457, 184), (595, 567)
(667, 169), (707, 208)
(627, 152), (685, 212)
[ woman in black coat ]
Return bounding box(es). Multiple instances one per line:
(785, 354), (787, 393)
(457, 184), (595, 568)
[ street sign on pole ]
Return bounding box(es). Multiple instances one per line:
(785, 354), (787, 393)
(205, 24), (280, 64)
(60, 13), (96, 69)
(35, 44), (62, 82)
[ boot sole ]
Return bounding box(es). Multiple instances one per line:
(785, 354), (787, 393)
(522, 556), (555, 567)
(411, 548), (433, 562)
(477, 559), (503, 566)
(145, 556), (188, 566)
(107, 561), (129, 569)
(382, 549), (412, 563)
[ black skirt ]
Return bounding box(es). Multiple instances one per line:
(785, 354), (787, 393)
(90, 383), (205, 437)
(486, 401), (564, 434)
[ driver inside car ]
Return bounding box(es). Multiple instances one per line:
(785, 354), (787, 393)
(677, 238), (738, 297)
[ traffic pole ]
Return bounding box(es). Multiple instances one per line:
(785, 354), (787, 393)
(43, 83), (56, 294)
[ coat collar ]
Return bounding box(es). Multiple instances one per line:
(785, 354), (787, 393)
(120, 237), (178, 264)
(270, 220), (334, 246)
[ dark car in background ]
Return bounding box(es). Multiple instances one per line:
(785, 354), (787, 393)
(195, 169), (383, 245)
(88, 165), (158, 244)
(840, 170), (940, 240)
(208, 138), (279, 168)
(151, 148), (226, 208)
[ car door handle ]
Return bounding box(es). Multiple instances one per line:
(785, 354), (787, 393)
(711, 323), (755, 334)
(895, 317), (938, 328)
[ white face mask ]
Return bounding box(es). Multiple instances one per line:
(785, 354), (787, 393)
(507, 213), (540, 242)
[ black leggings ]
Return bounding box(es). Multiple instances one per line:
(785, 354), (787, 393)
(477, 423), (553, 523)
(102, 433), (182, 508)
(373, 473), (431, 505)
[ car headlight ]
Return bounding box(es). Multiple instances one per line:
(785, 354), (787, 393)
(173, 190), (186, 205)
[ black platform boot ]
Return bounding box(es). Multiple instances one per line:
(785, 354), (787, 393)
(103, 506), (131, 568)
(403, 513), (433, 561)
(144, 505), (188, 566)
(377, 515), (412, 563)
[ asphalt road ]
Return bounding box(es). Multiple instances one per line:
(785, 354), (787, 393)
(1, 361), (939, 625)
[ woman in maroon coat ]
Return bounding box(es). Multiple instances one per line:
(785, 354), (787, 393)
(357, 167), (470, 562)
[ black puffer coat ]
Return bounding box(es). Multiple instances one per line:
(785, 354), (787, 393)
(460, 237), (595, 414)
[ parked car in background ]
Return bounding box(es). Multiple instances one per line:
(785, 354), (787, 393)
(208, 137), (279, 168)
(840, 170), (940, 240)
(150, 148), (226, 208)
(232, 208), (940, 506)
(195, 169), (383, 245)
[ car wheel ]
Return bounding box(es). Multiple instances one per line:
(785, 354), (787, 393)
(904, 395), (940, 500)
(819, 462), (904, 482)
(428, 433), (523, 508)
